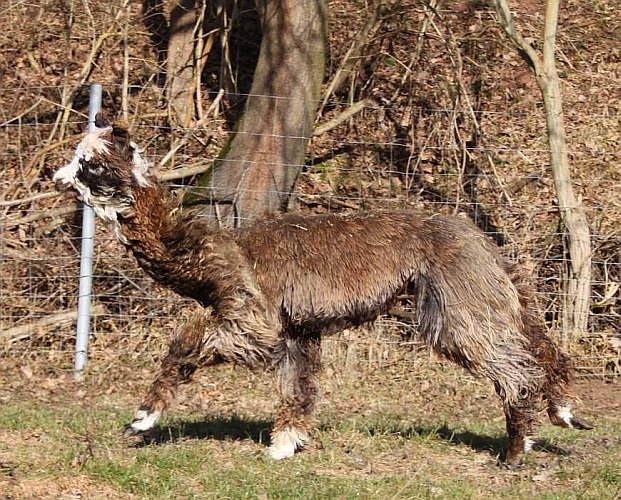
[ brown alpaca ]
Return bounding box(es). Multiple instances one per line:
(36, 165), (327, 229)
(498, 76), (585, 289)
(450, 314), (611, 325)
(53, 118), (592, 466)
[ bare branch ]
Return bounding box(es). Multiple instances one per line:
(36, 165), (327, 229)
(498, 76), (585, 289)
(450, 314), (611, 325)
(494, 0), (543, 77)
(2, 305), (105, 344)
(318, 1), (385, 115)
(0, 191), (59, 207)
(313, 99), (370, 136)
(4, 204), (79, 228)
(159, 163), (212, 181)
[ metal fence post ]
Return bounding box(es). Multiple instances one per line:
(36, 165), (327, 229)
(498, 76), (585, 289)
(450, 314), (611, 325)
(74, 83), (102, 381)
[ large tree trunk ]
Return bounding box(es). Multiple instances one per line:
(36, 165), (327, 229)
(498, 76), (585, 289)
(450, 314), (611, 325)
(187, 0), (327, 227)
(167, 0), (198, 129)
(494, 0), (592, 345)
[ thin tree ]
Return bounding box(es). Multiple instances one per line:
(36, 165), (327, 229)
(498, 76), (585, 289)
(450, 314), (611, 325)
(493, 0), (591, 344)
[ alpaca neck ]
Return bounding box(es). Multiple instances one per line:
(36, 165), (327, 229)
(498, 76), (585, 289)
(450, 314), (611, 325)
(116, 181), (217, 304)
(116, 181), (171, 262)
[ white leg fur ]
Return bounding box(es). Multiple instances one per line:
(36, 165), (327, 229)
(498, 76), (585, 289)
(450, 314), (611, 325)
(266, 426), (309, 460)
(557, 406), (575, 428)
(524, 436), (536, 452)
(129, 409), (162, 432)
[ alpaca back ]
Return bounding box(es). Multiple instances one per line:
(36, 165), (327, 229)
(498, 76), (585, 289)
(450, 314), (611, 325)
(238, 212), (431, 327)
(238, 213), (513, 325)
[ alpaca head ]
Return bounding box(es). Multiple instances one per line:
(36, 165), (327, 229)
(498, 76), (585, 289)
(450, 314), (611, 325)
(53, 114), (151, 221)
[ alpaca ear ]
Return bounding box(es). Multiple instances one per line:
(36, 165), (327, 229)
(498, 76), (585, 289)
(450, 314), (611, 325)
(110, 119), (133, 159)
(94, 111), (111, 128)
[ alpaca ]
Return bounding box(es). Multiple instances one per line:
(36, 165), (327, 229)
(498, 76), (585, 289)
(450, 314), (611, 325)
(53, 117), (592, 466)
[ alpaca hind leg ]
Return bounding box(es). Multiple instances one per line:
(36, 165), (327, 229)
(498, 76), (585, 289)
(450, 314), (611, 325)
(125, 310), (216, 436)
(544, 360), (594, 431)
(526, 331), (594, 431)
(548, 402), (593, 430)
(268, 335), (322, 460)
(424, 317), (546, 465)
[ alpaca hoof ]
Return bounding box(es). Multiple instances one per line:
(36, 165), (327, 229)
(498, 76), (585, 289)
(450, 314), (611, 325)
(501, 459), (524, 471)
(552, 406), (594, 430)
(266, 443), (297, 460)
(504, 443), (526, 469)
(570, 415), (594, 430)
(123, 409), (161, 437)
(266, 426), (308, 460)
(503, 453), (525, 469)
(123, 423), (144, 437)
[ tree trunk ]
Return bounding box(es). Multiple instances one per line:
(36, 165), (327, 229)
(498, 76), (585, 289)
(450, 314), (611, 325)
(538, 1), (591, 345)
(187, 0), (327, 227)
(494, 0), (592, 345)
(167, 0), (198, 129)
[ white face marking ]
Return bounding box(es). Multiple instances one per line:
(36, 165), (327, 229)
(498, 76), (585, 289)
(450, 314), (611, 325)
(53, 127), (113, 216)
(54, 126), (152, 224)
(54, 126), (112, 185)
(130, 409), (162, 432)
(266, 426), (308, 460)
(557, 406), (575, 428)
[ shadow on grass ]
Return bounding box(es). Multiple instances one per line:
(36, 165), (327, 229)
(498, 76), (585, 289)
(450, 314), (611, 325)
(132, 415), (273, 448)
(133, 418), (570, 462)
(321, 422), (570, 462)
(424, 425), (569, 460)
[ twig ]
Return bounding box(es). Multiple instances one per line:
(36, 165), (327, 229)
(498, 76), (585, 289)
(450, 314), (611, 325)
(159, 163), (212, 181)
(313, 99), (370, 136)
(194, 0), (208, 121)
(218, 0), (238, 94)
(318, 0), (386, 116)
(24, 136), (77, 174)
(3, 305), (105, 344)
(121, 2), (130, 121)
(0, 98), (43, 127)
(39, 2), (129, 174)
(158, 89), (224, 168)
(389, 0), (436, 103)
(5, 204), (79, 228)
(0, 191), (59, 207)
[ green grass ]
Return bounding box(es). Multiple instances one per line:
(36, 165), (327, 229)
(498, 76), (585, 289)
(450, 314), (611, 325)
(0, 363), (619, 499)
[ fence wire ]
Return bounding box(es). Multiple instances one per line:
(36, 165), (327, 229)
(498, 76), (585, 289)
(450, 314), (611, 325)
(0, 84), (619, 377)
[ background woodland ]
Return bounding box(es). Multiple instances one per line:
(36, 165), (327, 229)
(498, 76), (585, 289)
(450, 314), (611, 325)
(0, 0), (619, 373)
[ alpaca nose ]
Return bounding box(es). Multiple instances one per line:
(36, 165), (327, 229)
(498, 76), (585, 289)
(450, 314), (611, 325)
(52, 164), (75, 191)
(53, 177), (72, 193)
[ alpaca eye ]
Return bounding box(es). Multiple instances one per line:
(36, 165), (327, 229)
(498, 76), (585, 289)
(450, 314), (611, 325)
(86, 163), (104, 176)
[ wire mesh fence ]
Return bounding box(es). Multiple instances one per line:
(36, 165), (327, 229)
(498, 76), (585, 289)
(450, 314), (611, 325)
(1, 0), (620, 375)
(1, 80), (619, 378)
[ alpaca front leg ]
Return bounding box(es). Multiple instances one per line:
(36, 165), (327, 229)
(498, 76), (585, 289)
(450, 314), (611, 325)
(268, 335), (321, 460)
(124, 311), (212, 436)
